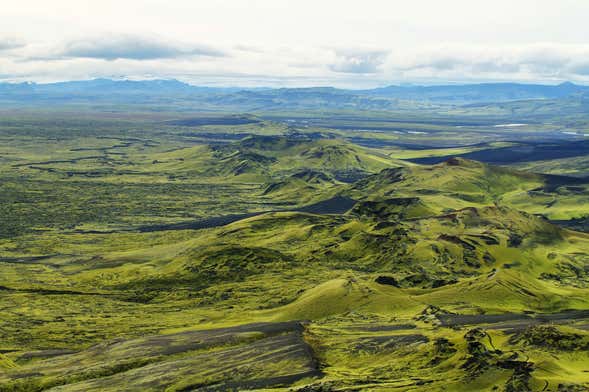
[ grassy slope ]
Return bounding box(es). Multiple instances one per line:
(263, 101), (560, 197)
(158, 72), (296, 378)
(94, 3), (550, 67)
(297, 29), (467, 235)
(2, 196), (589, 390)
(351, 157), (589, 220)
(1, 122), (589, 390)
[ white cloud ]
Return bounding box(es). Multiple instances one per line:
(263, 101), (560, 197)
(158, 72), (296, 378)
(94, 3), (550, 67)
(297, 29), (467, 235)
(59, 35), (225, 60)
(1, 1), (589, 86)
(0, 37), (26, 51)
(379, 44), (589, 83)
(329, 50), (389, 74)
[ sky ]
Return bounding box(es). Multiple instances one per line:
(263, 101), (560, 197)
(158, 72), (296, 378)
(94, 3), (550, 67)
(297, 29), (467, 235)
(2, 0), (589, 87)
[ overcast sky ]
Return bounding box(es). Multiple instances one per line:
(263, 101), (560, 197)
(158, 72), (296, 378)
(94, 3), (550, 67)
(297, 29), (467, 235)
(2, 0), (589, 87)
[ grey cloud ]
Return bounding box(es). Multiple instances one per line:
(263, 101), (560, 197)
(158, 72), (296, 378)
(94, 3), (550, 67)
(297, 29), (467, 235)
(60, 36), (226, 60)
(396, 46), (589, 77)
(406, 55), (522, 73)
(330, 50), (388, 74)
(233, 44), (265, 53)
(568, 61), (589, 76)
(0, 37), (26, 51)
(472, 62), (521, 73)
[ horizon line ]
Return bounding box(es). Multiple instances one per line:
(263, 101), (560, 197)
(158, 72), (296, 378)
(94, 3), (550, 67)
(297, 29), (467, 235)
(0, 77), (586, 90)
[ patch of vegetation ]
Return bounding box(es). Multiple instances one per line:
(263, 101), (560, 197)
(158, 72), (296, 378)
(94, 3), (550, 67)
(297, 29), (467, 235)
(1, 110), (588, 391)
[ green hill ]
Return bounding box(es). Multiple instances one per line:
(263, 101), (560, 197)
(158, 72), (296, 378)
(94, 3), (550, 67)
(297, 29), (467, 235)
(2, 132), (589, 391)
(147, 135), (408, 184)
(351, 157), (589, 220)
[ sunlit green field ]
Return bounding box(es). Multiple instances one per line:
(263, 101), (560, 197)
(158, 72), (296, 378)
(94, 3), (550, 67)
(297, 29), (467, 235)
(1, 111), (588, 391)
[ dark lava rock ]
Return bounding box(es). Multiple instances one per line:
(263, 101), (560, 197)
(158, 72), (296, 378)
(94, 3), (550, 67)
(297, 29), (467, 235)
(509, 325), (589, 351)
(375, 275), (399, 287)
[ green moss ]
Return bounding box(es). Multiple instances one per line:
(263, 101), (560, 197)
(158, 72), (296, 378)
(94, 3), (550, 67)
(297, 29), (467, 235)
(1, 112), (589, 391)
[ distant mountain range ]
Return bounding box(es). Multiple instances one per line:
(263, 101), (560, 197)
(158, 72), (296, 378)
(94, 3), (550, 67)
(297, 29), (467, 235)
(1, 78), (588, 110)
(359, 81), (589, 102)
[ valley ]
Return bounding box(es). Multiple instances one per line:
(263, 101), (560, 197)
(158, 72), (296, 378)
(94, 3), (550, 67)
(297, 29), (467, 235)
(0, 106), (588, 391)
